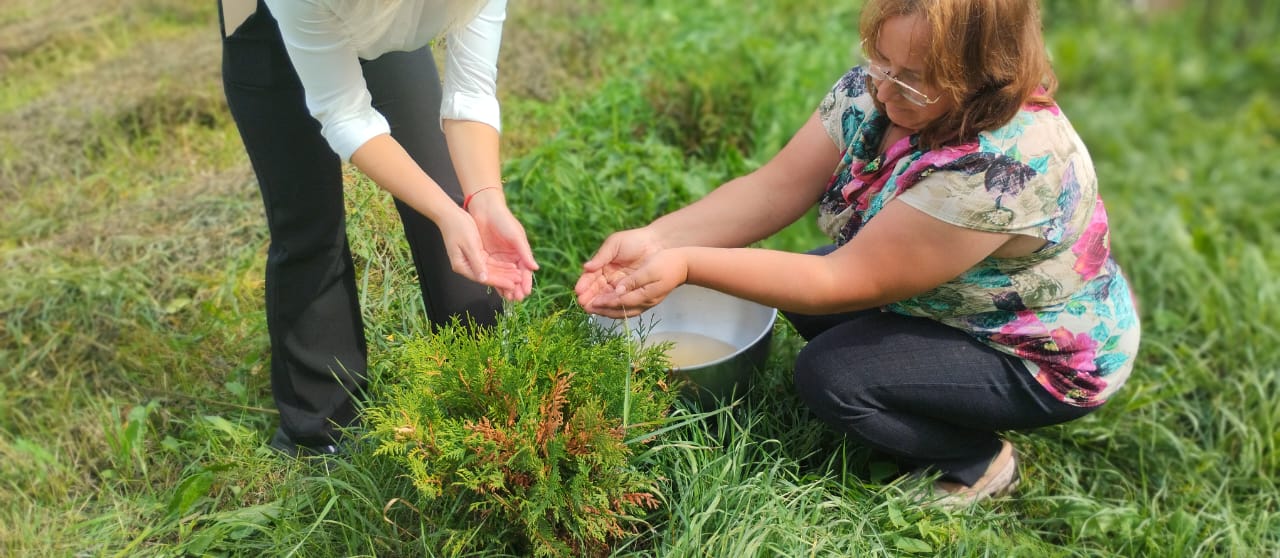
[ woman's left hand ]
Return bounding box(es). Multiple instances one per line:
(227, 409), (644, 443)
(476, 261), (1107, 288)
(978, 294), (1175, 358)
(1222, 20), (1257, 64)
(467, 194), (538, 301)
(582, 248), (689, 318)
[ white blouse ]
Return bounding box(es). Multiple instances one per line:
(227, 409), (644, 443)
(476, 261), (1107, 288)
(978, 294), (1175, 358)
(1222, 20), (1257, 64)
(264, 0), (506, 161)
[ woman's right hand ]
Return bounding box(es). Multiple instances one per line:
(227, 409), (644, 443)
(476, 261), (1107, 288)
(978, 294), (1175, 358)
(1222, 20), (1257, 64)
(437, 206), (522, 293)
(574, 227), (664, 312)
(467, 194), (538, 301)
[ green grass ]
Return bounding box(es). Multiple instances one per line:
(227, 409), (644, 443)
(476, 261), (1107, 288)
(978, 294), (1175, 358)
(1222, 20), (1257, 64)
(2, 0), (1278, 556)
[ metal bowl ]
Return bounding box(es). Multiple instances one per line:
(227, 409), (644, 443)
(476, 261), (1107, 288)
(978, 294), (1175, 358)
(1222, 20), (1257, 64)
(591, 284), (777, 406)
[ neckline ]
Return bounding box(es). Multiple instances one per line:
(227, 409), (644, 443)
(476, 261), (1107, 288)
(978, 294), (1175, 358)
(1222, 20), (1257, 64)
(862, 123), (916, 176)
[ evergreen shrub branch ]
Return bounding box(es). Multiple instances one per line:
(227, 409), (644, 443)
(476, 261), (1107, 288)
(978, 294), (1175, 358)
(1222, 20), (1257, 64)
(365, 307), (679, 557)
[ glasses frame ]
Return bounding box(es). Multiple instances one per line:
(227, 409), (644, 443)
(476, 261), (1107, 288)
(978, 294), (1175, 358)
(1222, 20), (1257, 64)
(859, 39), (941, 107)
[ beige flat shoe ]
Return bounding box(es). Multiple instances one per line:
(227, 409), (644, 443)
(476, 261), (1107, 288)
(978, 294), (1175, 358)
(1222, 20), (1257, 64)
(931, 440), (1019, 508)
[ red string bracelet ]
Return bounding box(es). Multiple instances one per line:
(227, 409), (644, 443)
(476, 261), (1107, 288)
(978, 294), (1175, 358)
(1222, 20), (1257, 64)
(462, 186), (501, 211)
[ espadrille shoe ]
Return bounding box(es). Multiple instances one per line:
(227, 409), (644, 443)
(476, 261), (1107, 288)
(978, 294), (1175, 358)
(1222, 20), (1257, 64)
(931, 439), (1019, 508)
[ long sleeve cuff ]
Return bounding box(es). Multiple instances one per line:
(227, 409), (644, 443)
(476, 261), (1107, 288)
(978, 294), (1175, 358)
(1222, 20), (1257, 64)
(325, 108), (391, 162)
(440, 90), (501, 134)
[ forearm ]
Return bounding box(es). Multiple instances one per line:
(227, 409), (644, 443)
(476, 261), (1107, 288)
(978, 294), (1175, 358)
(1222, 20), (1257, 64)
(676, 202), (1017, 314)
(442, 119), (504, 200)
(350, 134), (459, 221)
(647, 171), (817, 249)
(678, 246), (885, 314)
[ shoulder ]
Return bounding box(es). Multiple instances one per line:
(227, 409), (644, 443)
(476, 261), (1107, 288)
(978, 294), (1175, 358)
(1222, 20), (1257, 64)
(896, 105), (1094, 233)
(833, 65), (870, 98)
(820, 65), (873, 113)
(818, 65), (878, 151)
(921, 104), (1088, 191)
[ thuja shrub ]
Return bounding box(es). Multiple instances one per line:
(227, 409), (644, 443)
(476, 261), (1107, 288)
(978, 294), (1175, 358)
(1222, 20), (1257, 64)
(365, 308), (679, 557)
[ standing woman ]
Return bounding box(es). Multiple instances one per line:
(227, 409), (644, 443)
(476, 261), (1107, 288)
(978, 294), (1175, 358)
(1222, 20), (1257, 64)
(218, 0), (537, 455)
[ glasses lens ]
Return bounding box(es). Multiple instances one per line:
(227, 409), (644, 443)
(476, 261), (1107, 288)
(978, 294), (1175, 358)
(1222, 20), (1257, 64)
(900, 87), (929, 106)
(866, 63), (930, 106)
(868, 62), (891, 80)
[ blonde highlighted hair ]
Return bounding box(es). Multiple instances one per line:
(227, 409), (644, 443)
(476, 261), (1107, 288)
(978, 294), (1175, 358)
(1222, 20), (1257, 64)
(859, 0), (1058, 149)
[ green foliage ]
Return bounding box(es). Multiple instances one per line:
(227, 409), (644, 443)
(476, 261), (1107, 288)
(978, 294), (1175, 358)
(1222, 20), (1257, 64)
(363, 308), (680, 557)
(103, 400), (159, 479)
(636, 1), (854, 163)
(643, 39), (770, 161)
(3, 0), (1280, 556)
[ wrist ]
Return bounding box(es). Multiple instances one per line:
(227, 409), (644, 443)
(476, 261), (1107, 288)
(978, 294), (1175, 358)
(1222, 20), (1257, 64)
(640, 225), (671, 252)
(672, 246), (694, 285)
(462, 186), (504, 212)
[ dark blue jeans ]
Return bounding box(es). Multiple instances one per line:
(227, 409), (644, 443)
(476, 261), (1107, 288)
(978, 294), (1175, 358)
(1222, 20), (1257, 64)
(220, 1), (500, 446)
(784, 247), (1095, 486)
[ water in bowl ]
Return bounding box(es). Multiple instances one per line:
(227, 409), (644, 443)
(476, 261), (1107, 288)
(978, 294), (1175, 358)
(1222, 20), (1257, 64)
(643, 331), (738, 369)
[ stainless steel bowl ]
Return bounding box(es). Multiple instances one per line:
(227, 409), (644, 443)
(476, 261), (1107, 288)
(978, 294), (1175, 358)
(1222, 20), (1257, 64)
(591, 284), (777, 406)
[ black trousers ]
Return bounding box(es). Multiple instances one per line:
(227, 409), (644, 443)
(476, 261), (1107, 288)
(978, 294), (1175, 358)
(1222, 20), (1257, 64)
(220, 1), (501, 446)
(784, 246), (1095, 486)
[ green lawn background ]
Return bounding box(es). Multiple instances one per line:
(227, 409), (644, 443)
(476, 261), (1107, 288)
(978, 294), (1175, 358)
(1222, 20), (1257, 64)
(1, 0), (1277, 555)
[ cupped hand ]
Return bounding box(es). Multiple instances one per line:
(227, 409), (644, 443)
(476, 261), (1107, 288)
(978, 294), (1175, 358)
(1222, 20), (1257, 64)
(574, 228), (665, 312)
(578, 247), (689, 319)
(437, 207), (522, 293)
(468, 198), (538, 301)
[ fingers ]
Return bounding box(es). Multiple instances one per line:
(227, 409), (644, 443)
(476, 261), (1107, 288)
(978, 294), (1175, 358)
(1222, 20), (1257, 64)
(581, 236), (620, 273)
(449, 247), (516, 292)
(487, 209), (540, 272)
(482, 267), (519, 293)
(498, 285), (520, 302)
(612, 263), (662, 298)
(499, 223), (539, 272)
(486, 251), (532, 300)
(579, 274), (667, 318)
(517, 267), (532, 298)
(577, 235), (637, 297)
(581, 293), (649, 319)
(575, 265), (634, 304)
(516, 235), (539, 272)
(498, 270), (530, 302)
(575, 272), (611, 309)
(583, 304), (636, 320)
(471, 208), (539, 290)
(614, 280), (657, 308)
(574, 268), (603, 297)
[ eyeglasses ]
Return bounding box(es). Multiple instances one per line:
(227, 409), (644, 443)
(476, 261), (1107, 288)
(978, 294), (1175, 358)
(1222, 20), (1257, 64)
(860, 40), (940, 107)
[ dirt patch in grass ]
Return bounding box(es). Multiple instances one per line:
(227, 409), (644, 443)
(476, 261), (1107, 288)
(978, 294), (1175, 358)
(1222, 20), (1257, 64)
(0, 0), (128, 62)
(2, 0), (612, 193)
(498, 0), (610, 102)
(0, 31), (222, 192)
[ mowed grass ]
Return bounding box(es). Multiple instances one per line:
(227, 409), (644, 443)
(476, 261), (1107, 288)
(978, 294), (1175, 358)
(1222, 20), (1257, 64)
(1, 0), (1277, 556)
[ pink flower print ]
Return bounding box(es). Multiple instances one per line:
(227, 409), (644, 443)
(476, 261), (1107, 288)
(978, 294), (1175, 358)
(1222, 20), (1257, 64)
(988, 312), (1051, 360)
(1071, 199), (1111, 280)
(1026, 327), (1104, 403)
(988, 313), (1106, 404)
(996, 310), (1043, 336)
(1025, 92), (1061, 116)
(1049, 327), (1100, 371)
(917, 143), (980, 168)
(896, 143), (980, 191)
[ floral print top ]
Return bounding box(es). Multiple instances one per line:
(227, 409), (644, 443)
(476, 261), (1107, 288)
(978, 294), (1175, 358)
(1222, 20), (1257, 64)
(815, 66), (1140, 407)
